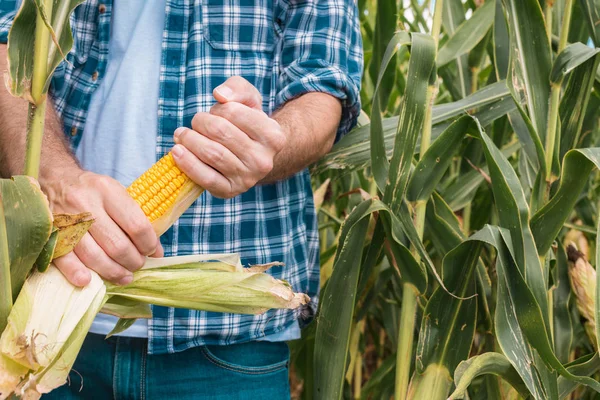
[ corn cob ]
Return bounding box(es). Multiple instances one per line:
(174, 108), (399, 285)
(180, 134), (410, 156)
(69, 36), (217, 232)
(127, 152), (204, 235)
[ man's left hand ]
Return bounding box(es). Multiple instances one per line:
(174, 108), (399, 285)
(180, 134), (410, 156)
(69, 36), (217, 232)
(172, 76), (286, 199)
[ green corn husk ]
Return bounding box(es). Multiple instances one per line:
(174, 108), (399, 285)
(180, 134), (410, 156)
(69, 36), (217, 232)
(0, 254), (308, 399)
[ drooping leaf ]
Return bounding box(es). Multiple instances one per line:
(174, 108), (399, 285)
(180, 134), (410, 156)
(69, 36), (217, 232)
(448, 352), (531, 399)
(314, 81), (515, 175)
(530, 148), (600, 255)
(0, 177), (53, 301)
(472, 226), (600, 394)
(557, 354), (600, 399)
(414, 240), (480, 383)
(550, 44), (600, 85)
(6, 0), (86, 101)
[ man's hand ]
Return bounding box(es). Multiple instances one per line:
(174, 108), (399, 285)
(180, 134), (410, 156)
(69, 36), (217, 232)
(43, 168), (163, 286)
(171, 76), (286, 198)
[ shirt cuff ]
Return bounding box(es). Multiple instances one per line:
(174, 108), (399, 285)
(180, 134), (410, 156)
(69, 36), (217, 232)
(275, 61), (361, 142)
(0, 11), (16, 44)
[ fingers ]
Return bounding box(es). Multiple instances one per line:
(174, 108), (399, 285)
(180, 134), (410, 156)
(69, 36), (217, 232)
(149, 241), (164, 258)
(213, 76), (263, 111)
(103, 185), (159, 256)
(74, 233), (134, 285)
(54, 251), (92, 287)
(171, 144), (236, 198)
(88, 212), (146, 273)
(189, 112), (256, 163)
(209, 102), (286, 152)
(174, 126), (250, 178)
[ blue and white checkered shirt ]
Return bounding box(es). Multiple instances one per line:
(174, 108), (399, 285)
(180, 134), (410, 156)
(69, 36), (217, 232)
(0, 0), (362, 355)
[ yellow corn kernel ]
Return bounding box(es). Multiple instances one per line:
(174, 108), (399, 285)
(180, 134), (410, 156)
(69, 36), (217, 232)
(127, 152), (193, 223)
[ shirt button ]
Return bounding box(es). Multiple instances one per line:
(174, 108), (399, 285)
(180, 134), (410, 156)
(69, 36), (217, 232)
(71, 126), (78, 136)
(98, 4), (106, 13)
(91, 71), (99, 81)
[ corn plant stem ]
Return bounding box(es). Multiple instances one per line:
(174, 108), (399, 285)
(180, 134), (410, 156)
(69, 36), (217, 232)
(0, 197), (11, 332)
(24, 0), (53, 178)
(24, 102), (47, 178)
(544, 0), (573, 186)
(394, 283), (419, 400)
(545, 0), (553, 45)
(353, 351), (362, 399)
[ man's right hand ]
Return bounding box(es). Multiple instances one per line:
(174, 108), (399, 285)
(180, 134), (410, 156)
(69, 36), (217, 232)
(42, 169), (163, 287)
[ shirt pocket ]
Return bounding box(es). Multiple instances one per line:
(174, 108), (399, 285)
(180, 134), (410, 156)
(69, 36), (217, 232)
(201, 0), (276, 53)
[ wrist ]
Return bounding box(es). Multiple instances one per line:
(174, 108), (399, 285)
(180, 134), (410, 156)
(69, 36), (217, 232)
(38, 161), (84, 196)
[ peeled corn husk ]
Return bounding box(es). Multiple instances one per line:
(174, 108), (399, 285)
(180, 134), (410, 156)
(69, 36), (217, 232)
(0, 254), (308, 399)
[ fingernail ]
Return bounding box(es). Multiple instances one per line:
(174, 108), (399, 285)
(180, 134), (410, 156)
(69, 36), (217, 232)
(215, 84), (233, 100)
(171, 144), (184, 157)
(174, 127), (185, 143)
(118, 275), (134, 286)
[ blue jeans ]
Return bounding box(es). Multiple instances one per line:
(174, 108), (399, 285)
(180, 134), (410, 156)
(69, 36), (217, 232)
(43, 333), (291, 399)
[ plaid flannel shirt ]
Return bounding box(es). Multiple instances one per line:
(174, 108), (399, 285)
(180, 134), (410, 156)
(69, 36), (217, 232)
(0, 0), (362, 354)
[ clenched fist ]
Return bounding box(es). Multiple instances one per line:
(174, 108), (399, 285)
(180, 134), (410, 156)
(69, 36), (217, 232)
(171, 76), (287, 198)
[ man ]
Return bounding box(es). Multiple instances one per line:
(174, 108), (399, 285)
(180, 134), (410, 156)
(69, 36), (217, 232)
(0, 0), (362, 398)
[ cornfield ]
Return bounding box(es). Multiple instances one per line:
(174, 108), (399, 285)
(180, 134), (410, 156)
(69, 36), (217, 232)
(291, 0), (600, 399)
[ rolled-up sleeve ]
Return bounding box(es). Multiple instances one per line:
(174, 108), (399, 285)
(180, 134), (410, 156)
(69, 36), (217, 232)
(0, 1), (18, 44)
(275, 0), (363, 141)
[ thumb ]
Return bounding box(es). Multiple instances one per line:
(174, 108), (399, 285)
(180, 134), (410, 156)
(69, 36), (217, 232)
(213, 76), (263, 111)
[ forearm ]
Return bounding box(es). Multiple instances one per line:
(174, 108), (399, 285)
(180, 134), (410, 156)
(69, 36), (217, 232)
(265, 92), (341, 183)
(0, 44), (79, 181)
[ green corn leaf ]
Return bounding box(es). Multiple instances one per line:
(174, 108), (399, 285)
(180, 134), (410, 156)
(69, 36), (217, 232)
(370, 32), (412, 191)
(441, 141), (521, 211)
(530, 148), (600, 255)
(473, 119), (549, 326)
(448, 352), (531, 399)
(407, 116), (473, 202)
(33, 227), (58, 273)
(550, 43), (600, 84)
(106, 318), (138, 339)
(501, 0), (552, 143)
(0, 177), (53, 302)
(368, 0), (398, 109)
(7, 0), (85, 101)
(384, 33), (436, 207)
(314, 200), (371, 400)
(314, 81), (515, 175)
(441, 0), (472, 98)
(100, 297), (153, 320)
(437, 0), (496, 68)
(553, 245), (575, 364)
(472, 226), (600, 394)
(559, 54), (600, 158)
(578, 0), (600, 45)
(414, 241), (481, 380)
(557, 354), (600, 399)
